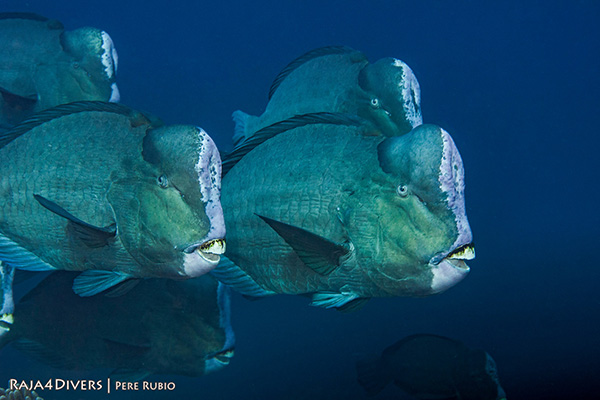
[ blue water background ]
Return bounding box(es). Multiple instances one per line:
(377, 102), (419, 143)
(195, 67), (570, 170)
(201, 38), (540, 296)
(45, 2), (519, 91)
(1, 1), (599, 399)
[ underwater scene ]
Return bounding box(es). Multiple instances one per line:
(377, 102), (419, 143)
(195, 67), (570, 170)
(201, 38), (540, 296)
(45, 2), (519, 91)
(0, 1), (598, 399)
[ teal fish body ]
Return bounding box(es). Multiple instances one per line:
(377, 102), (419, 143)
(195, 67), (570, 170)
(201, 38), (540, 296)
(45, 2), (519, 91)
(218, 47), (471, 310)
(218, 119), (473, 307)
(0, 102), (225, 295)
(0, 271), (234, 378)
(0, 13), (119, 130)
(234, 46), (422, 146)
(357, 334), (506, 399)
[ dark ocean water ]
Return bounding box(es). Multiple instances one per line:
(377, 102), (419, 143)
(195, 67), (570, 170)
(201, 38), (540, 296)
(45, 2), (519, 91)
(1, 1), (599, 399)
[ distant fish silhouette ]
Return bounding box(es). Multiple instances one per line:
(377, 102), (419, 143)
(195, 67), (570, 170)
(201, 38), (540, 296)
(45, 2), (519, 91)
(0, 272), (234, 380)
(357, 334), (506, 399)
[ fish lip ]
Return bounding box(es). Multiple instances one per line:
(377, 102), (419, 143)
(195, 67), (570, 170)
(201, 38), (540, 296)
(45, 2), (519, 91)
(0, 313), (13, 334)
(182, 239), (226, 263)
(430, 243), (475, 271)
(208, 346), (235, 365)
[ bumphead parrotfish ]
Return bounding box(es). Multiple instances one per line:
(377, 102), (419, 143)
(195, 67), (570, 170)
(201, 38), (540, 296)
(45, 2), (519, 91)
(231, 46), (422, 150)
(0, 13), (119, 131)
(215, 120), (473, 311)
(0, 101), (225, 298)
(213, 47), (473, 311)
(0, 271), (234, 379)
(356, 334), (506, 400)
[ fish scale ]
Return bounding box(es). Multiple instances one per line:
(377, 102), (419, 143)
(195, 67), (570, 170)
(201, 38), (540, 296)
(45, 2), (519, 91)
(1, 115), (132, 272)
(222, 124), (380, 295)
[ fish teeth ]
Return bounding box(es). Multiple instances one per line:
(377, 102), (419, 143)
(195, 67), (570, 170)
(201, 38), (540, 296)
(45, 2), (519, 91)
(199, 239), (226, 255)
(0, 313), (13, 333)
(447, 243), (475, 260)
(211, 347), (235, 365)
(195, 239), (226, 263)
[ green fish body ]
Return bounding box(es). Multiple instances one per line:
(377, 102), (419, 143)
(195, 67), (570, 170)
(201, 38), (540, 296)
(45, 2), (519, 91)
(0, 102), (225, 296)
(234, 46), (422, 147)
(0, 13), (119, 131)
(216, 47), (473, 310)
(0, 271), (234, 378)
(217, 119), (473, 310)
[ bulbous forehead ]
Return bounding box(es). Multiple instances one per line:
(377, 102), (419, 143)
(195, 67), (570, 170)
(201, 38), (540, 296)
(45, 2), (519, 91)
(358, 57), (423, 132)
(377, 124), (447, 184)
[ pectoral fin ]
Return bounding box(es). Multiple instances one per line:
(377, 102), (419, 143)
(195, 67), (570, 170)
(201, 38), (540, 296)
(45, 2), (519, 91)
(103, 279), (140, 298)
(210, 255), (275, 297)
(72, 270), (131, 297)
(311, 291), (369, 312)
(256, 214), (349, 275)
(34, 194), (116, 248)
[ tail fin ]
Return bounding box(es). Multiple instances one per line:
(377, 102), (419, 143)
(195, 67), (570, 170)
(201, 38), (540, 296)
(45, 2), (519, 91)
(232, 110), (251, 148)
(356, 355), (391, 396)
(232, 110), (260, 148)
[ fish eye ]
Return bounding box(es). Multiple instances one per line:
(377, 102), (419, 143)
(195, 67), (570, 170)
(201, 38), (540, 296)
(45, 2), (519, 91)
(396, 184), (409, 197)
(157, 174), (169, 188)
(370, 98), (380, 108)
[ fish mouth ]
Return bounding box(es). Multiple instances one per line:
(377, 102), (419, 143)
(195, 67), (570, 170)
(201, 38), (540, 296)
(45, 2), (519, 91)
(209, 347), (235, 366)
(205, 346), (235, 373)
(428, 243), (474, 293)
(183, 239), (226, 264)
(435, 243), (475, 271)
(0, 313), (13, 336)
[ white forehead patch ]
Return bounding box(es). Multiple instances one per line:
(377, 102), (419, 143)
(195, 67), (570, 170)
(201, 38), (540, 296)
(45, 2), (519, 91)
(194, 127), (226, 241)
(439, 128), (472, 249)
(100, 31), (118, 79)
(392, 58), (422, 128)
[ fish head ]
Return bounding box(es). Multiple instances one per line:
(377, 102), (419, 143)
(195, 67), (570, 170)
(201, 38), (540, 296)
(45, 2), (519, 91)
(58, 27), (120, 103)
(357, 57), (422, 136)
(109, 125), (225, 278)
(371, 124), (473, 295)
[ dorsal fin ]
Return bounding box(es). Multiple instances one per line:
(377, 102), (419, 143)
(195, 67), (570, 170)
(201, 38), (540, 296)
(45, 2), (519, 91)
(221, 112), (367, 176)
(0, 101), (153, 149)
(268, 46), (362, 100)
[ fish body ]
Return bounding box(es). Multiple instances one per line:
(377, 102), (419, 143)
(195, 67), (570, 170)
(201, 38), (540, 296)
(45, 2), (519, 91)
(0, 271), (234, 378)
(356, 334), (506, 400)
(217, 116), (472, 309)
(0, 101), (225, 296)
(0, 13), (119, 131)
(234, 46), (422, 146)
(217, 47), (472, 310)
